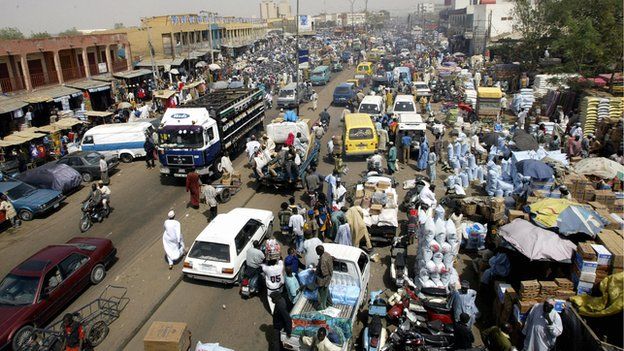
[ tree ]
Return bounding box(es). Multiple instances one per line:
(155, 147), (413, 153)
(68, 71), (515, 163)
(0, 27), (24, 40)
(58, 27), (81, 36)
(30, 31), (52, 39)
(114, 23), (124, 29)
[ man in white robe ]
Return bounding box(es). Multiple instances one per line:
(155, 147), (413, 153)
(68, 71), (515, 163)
(522, 299), (563, 351)
(163, 210), (185, 269)
(332, 179), (347, 210)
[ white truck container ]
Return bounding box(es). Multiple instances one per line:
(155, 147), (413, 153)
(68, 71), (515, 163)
(281, 243), (371, 351)
(79, 122), (154, 163)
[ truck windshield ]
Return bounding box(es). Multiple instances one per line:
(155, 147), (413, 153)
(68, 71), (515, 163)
(279, 89), (294, 98)
(359, 103), (380, 114)
(394, 101), (415, 112)
(158, 127), (204, 149)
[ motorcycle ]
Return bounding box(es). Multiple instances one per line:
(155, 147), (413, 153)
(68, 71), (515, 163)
(390, 235), (409, 288)
(379, 318), (425, 351)
(412, 319), (455, 349)
(363, 290), (389, 351)
(240, 267), (262, 299)
(79, 200), (110, 233)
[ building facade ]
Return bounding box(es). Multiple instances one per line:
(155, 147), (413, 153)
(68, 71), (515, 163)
(0, 34), (131, 94)
(260, 0), (279, 19)
(416, 3), (436, 14)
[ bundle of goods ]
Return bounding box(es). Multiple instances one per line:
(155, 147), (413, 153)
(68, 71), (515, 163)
(610, 97), (623, 119)
(519, 280), (540, 306)
(414, 206), (460, 290)
(571, 241), (615, 295)
(579, 96), (600, 135)
(464, 89), (477, 109)
(597, 98), (611, 122)
(541, 89), (578, 117)
(510, 89), (536, 115)
(353, 178), (399, 228)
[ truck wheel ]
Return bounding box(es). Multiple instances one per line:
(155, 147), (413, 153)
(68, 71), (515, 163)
(212, 159), (222, 179)
(119, 153), (133, 163)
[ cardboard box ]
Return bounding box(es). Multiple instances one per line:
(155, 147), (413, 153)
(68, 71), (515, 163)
(576, 242), (597, 260)
(588, 201), (608, 210)
(364, 182), (377, 191)
(613, 198), (624, 212)
(582, 185), (596, 202)
(576, 281), (594, 295)
(370, 203), (383, 211)
(574, 253), (598, 273)
(355, 189), (364, 198)
(594, 190), (616, 206)
(596, 209), (622, 230)
(597, 230), (624, 268)
(376, 181), (391, 190)
(508, 209), (529, 221)
(591, 244), (613, 266)
(555, 278), (574, 290)
(144, 321), (190, 351)
(518, 300), (536, 314)
(539, 281), (558, 295)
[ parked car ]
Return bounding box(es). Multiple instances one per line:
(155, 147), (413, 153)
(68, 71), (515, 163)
(0, 181), (65, 221)
(16, 163), (82, 194)
(412, 81), (432, 98)
(183, 208), (274, 284)
(57, 151), (119, 183)
(332, 83), (357, 106)
(0, 237), (117, 350)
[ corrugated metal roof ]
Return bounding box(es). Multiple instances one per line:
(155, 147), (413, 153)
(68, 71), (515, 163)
(0, 95), (27, 115)
(135, 58), (185, 68)
(112, 69), (153, 79)
(65, 80), (111, 92)
(20, 86), (82, 103)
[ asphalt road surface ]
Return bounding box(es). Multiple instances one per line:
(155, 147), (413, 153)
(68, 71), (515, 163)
(0, 66), (482, 351)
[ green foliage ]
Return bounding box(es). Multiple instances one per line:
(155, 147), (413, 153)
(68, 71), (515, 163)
(58, 27), (81, 36)
(30, 31), (52, 39)
(0, 27), (25, 40)
(114, 23), (124, 29)
(512, 0), (623, 75)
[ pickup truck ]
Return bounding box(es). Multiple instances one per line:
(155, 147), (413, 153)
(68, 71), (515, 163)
(281, 244), (371, 351)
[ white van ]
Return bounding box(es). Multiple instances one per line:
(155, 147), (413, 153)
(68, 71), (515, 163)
(392, 95), (416, 115)
(183, 208), (274, 284)
(358, 95), (385, 118)
(80, 122), (153, 163)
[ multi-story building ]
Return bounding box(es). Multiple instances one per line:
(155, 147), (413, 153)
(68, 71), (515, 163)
(416, 3), (436, 14)
(340, 12), (367, 26)
(277, 0), (292, 18)
(0, 33), (131, 94)
(260, 0), (279, 19)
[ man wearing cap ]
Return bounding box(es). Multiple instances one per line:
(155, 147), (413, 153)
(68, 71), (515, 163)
(523, 299), (563, 351)
(450, 280), (479, 328)
(162, 210), (184, 270)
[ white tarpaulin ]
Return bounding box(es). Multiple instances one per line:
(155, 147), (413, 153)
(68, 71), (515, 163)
(265, 121), (310, 143)
(499, 219), (576, 262)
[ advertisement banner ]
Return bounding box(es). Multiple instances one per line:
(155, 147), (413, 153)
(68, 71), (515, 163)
(298, 15), (312, 32)
(298, 49), (309, 63)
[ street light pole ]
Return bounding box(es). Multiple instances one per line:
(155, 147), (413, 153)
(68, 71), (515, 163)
(295, 0), (300, 116)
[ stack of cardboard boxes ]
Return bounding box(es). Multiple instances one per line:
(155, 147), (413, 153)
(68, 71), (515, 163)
(597, 230), (624, 275)
(493, 282), (517, 325)
(571, 242), (614, 295)
(353, 179), (394, 215)
(220, 171), (241, 186)
(564, 173), (590, 201)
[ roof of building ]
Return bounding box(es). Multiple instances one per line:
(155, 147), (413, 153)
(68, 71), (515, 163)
(112, 69), (153, 79)
(65, 79), (112, 92)
(0, 95), (28, 115)
(19, 86), (82, 104)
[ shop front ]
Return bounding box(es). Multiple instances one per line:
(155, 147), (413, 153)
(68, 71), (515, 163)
(66, 80), (114, 112)
(0, 96), (28, 138)
(21, 86), (83, 127)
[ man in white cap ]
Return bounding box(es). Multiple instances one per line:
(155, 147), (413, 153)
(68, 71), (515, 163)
(523, 298), (563, 351)
(163, 210), (184, 270)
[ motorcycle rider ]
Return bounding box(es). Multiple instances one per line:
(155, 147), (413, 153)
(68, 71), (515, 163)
(245, 240), (265, 294)
(98, 181), (112, 212)
(83, 183), (103, 210)
(367, 150), (384, 173)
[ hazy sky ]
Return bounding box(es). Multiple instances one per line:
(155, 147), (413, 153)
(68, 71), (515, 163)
(0, 0), (438, 34)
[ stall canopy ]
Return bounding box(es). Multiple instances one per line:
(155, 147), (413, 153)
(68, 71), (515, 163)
(20, 86), (82, 103)
(53, 118), (84, 129)
(65, 79), (112, 93)
(574, 157), (624, 181)
(528, 198), (605, 238)
(153, 90), (177, 99)
(515, 159), (554, 180)
(0, 95), (27, 115)
(112, 69), (153, 80)
(135, 58), (185, 68)
(84, 111), (113, 118)
(91, 74), (116, 82)
(499, 218), (576, 262)
(3, 131), (47, 143)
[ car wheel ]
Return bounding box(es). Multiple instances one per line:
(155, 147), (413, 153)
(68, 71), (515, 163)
(119, 153), (133, 163)
(18, 209), (33, 221)
(90, 263), (106, 285)
(82, 172), (93, 182)
(12, 325), (34, 350)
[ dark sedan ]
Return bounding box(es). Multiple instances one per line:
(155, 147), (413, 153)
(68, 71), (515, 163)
(0, 237), (116, 350)
(57, 151), (119, 183)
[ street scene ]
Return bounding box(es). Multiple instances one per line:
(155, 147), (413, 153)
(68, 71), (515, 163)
(0, 0), (623, 351)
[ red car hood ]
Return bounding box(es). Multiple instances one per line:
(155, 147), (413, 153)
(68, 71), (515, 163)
(0, 303), (31, 344)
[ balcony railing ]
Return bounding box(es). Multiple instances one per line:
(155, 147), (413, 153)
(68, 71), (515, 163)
(112, 60), (128, 73)
(62, 67), (85, 82)
(0, 77), (23, 93)
(29, 72), (46, 88)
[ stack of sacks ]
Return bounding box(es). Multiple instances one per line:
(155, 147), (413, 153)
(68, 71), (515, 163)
(465, 89), (477, 109)
(597, 98), (610, 123)
(610, 97), (623, 119)
(519, 88), (535, 111)
(415, 206), (460, 291)
(580, 96), (600, 135)
(485, 161), (513, 197)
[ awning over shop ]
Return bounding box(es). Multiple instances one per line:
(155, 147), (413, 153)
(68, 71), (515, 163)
(0, 95), (27, 115)
(4, 131), (47, 143)
(84, 110), (113, 118)
(91, 74), (116, 82)
(53, 118), (84, 129)
(0, 139), (26, 147)
(153, 90), (177, 99)
(34, 125), (61, 133)
(65, 80), (112, 93)
(135, 58), (185, 68)
(112, 69), (153, 80)
(20, 86), (82, 103)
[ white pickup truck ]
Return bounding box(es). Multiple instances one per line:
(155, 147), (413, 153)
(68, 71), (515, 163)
(281, 244), (371, 351)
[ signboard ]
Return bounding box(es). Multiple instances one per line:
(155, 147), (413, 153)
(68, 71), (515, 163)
(98, 62), (108, 74)
(298, 49), (309, 64)
(298, 15), (312, 32)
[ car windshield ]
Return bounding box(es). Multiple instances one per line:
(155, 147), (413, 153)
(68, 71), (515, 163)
(335, 87), (350, 94)
(84, 153), (101, 164)
(158, 127), (204, 148)
(0, 274), (39, 306)
(5, 183), (36, 199)
(348, 128), (374, 140)
(279, 89), (294, 98)
(414, 84), (428, 90)
(359, 104), (380, 113)
(188, 241), (230, 263)
(312, 72), (324, 77)
(394, 102), (415, 112)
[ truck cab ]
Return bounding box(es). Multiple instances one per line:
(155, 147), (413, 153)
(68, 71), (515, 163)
(277, 83), (304, 109)
(281, 244), (370, 351)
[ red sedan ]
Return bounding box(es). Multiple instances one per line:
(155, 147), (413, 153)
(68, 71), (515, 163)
(0, 237), (116, 350)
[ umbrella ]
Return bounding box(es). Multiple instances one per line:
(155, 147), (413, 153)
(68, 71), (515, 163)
(499, 219), (576, 262)
(574, 157), (624, 181)
(516, 159), (554, 179)
(481, 132), (503, 149)
(169, 68), (180, 75)
(195, 61), (208, 68)
(210, 81), (229, 90)
(117, 102), (132, 109)
(208, 63), (221, 71)
(528, 198), (605, 238)
(511, 130), (538, 151)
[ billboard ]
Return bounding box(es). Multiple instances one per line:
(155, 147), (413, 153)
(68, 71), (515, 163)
(298, 15), (312, 32)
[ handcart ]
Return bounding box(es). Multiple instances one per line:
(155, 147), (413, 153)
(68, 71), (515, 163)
(18, 285), (129, 351)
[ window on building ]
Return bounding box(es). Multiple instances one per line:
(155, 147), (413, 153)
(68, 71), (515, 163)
(202, 30), (209, 42)
(163, 34), (173, 56)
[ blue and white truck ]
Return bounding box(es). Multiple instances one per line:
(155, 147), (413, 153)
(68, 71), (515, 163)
(157, 88), (265, 178)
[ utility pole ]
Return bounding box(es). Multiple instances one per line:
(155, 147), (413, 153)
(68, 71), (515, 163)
(295, 0), (300, 116)
(200, 11), (216, 64)
(484, 10), (492, 56)
(142, 17), (158, 84)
